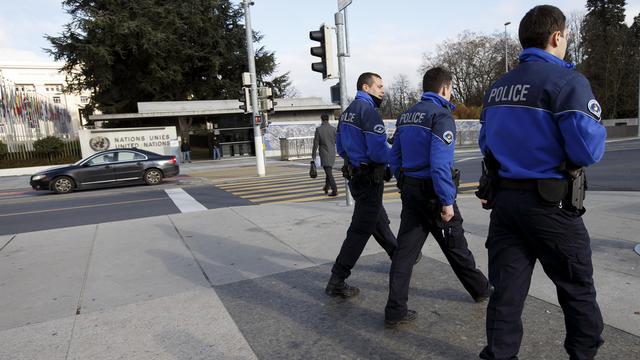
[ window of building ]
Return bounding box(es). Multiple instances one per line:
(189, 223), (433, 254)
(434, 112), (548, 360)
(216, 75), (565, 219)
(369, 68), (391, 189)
(53, 96), (61, 104)
(45, 84), (63, 93)
(80, 96), (89, 104)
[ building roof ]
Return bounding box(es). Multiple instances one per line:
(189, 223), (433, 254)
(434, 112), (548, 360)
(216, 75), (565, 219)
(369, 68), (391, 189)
(89, 97), (340, 121)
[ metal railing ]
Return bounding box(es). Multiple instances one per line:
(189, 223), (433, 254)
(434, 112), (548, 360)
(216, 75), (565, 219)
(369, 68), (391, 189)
(0, 137), (81, 161)
(280, 136), (314, 160)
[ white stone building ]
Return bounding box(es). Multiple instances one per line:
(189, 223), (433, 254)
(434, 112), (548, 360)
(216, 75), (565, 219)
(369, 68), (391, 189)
(0, 63), (93, 133)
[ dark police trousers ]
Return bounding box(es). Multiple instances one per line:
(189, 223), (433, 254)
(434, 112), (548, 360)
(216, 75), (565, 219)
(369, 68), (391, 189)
(323, 166), (337, 193)
(480, 189), (604, 360)
(331, 171), (397, 280)
(385, 178), (489, 321)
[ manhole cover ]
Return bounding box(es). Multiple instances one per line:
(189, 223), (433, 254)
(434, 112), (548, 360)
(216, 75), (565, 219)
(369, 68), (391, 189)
(635, 244), (640, 256)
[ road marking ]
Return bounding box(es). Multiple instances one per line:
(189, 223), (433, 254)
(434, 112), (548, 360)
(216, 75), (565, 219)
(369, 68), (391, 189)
(165, 188), (207, 213)
(0, 198), (167, 217)
(217, 175), (314, 189)
(215, 170), (480, 205)
(457, 156), (483, 163)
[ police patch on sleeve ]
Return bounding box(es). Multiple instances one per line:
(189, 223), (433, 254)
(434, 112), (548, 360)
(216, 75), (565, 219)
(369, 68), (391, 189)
(443, 130), (454, 144)
(373, 124), (385, 134)
(588, 99), (602, 119)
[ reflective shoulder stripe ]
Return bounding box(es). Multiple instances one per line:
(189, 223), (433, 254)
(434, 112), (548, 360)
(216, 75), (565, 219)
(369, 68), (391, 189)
(482, 104), (553, 114)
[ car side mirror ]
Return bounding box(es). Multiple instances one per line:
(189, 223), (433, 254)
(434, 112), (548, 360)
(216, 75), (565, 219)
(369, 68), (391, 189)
(82, 163), (90, 167)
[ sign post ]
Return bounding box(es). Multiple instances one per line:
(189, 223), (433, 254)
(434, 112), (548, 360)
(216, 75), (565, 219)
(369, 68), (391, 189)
(335, 1), (353, 206)
(243, 0), (266, 177)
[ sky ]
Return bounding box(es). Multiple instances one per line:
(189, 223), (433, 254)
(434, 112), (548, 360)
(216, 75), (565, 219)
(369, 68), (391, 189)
(1, 0), (639, 102)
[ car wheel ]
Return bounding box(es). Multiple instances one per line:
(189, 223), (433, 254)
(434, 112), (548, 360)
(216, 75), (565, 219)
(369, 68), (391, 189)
(52, 176), (74, 194)
(144, 168), (163, 185)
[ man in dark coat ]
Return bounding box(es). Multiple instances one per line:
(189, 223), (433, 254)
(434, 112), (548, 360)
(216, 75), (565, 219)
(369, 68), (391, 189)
(312, 114), (338, 196)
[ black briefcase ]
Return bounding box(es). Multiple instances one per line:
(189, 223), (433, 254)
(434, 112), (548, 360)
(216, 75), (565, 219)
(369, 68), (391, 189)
(309, 161), (318, 178)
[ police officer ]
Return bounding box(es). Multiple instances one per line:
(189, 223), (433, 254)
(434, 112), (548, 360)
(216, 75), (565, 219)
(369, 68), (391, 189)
(384, 67), (491, 328)
(325, 72), (397, 298)
(477, 5), (606, 359)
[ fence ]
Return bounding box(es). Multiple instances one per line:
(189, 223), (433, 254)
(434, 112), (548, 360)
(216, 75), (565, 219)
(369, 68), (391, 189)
(280, 136), (314, 160)
(1, 137), (81, 162)
(278, 128), (480, 161)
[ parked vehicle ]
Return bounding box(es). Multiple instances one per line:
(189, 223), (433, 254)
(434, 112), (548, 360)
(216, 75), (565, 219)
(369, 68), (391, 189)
(30, 148), (179, 194)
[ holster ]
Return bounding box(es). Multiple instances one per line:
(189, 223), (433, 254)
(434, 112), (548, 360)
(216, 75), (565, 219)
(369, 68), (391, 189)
(475, 155), (500, 210)
(397, 170), (405, 190)
(561, 163), (586, 211)
(341, 157), (353, 180)
(452, 168), (461, 191)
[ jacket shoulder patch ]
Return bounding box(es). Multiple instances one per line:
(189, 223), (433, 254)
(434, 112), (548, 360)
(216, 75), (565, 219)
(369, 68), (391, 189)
(442, 130), (454, 144)
(588, 99), (602, 119)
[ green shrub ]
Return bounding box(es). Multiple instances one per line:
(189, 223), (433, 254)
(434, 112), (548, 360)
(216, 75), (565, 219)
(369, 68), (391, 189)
(33, 136), (65, 163)
(0, 139), (7, 158)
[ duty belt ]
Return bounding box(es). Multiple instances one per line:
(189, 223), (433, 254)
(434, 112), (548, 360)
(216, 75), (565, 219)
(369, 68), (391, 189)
(402, 176), (433, 187)
(498, 178), (538, 191)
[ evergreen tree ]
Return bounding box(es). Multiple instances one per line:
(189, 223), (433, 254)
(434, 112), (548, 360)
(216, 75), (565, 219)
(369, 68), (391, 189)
(46, 0), (289, 114)
(581, 0), (636, 118)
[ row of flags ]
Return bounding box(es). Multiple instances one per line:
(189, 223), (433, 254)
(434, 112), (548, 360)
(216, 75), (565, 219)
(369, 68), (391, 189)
(0, 75), (72, 132)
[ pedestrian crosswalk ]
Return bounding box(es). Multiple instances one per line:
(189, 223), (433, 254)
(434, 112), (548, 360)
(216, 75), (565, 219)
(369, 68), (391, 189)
(214, 171), (479, 205)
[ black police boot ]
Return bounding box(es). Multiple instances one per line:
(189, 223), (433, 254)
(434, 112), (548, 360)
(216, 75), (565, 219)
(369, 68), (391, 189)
(474, 285), (494, 303)
(385, 310), (417, 329)
(325, 274), (360, 298)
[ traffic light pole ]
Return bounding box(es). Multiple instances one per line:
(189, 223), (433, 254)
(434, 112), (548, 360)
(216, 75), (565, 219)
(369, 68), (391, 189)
(335, 11), (353, 206)
(243, 0), (266, 177)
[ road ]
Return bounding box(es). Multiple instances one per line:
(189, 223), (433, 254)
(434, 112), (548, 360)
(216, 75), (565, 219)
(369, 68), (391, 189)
(454, 138), (640, 190)
(1, 138), (638, 236)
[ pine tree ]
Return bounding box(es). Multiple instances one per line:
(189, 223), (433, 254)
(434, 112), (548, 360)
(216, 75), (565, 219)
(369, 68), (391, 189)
(581, 0), (634, 118)
(46, 0), (287, 114)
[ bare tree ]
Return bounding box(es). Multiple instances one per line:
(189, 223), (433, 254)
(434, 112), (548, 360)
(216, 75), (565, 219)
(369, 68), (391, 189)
(567, 10), (586, 65)
(381, 74), (420, 118)
(420, 31), (520, 106)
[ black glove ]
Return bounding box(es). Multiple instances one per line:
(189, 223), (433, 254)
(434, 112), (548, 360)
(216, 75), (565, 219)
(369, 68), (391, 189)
(384, 166), (392, 182)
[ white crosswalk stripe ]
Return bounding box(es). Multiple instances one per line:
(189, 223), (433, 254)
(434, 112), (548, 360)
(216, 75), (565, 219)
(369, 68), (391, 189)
(214, 172), (478, 205)
(165, 188), (208, 213)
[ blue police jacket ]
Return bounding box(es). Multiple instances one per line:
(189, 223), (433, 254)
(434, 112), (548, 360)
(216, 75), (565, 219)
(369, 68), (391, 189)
(390, 92), (457, 205)
(336, 91), (389, 167)
(479, 47), (606, 179)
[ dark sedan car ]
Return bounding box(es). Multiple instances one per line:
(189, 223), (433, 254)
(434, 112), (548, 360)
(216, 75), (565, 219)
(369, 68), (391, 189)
(30, 148), (180, 194)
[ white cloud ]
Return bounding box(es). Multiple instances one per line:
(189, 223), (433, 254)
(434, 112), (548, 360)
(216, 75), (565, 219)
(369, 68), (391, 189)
(0, 47), (52, 64)
(627, 4), (639, 26)
(281, 23), (438, 102)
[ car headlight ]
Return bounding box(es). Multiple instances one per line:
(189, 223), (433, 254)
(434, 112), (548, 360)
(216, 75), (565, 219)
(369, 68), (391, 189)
(32, 174), (47, 181)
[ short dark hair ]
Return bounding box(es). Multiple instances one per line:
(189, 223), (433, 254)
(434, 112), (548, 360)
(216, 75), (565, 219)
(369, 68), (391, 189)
(356, 72), (382, 91)
(519, 5), (566, 49)
(422, 67), (452, 93)
(321, 114), (329, 121)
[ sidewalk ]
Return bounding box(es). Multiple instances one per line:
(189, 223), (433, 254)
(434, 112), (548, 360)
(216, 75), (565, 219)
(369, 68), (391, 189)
(1, 191), (638, 359)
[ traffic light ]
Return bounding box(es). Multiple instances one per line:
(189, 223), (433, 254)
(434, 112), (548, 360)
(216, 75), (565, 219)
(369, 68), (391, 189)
(309, 24), (335, 80)
(257, 86), (277, 113)
(238, 87), (251, 113)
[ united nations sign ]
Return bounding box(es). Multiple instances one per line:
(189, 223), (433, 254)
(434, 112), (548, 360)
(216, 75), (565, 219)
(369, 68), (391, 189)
(89, 136), (110, 151)
(78, 126), (178, 158)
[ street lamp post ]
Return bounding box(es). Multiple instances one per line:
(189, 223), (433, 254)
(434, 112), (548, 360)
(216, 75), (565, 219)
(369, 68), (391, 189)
(504, 21), (511, 73)
(242, 0), (266, 177)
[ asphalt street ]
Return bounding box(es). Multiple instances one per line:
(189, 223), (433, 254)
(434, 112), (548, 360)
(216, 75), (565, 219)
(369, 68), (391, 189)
(0, 183), (252, 236)
(0, 138), (638, 236)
